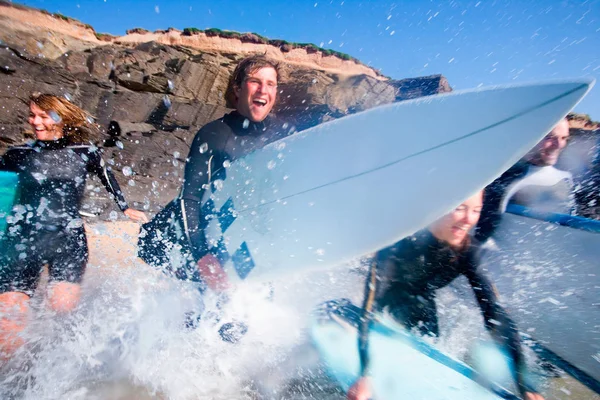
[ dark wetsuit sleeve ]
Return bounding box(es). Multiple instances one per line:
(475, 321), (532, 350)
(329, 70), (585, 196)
(86, 148), (128, 211)
(357, 249), (396, 377)
(476, 164), (528, 243)
(0, 150), (19, 172)
(180, 128), (218, 261)
(463, 253), (533, 396)
(475, 182), (505, 242)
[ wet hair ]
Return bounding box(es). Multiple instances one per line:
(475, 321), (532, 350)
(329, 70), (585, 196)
(29, 93), (94, 143)
(224, 55), (281, 109)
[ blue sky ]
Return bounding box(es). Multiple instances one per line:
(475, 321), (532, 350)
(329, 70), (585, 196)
(18, 0), (600, 117)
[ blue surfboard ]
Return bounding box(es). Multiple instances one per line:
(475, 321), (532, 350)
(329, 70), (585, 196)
(0, 171), (18, 237)
(311, 301), (520, 400)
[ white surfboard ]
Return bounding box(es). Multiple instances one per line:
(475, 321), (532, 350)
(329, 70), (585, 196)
(481, 205), (600, 388)
(199, 79), (593, 282)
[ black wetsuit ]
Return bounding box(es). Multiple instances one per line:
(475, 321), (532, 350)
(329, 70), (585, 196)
(180, 110), (294, 261)
(476, 161), (574, 242)
(357, 229), (532, 396)
(0, 138), (128, 295)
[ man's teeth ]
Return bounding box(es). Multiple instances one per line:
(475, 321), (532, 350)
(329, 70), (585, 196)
(254, 99), (267, 105)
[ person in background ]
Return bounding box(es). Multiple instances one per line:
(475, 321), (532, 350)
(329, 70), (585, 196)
(476, 118), (573, 242)
(0, 93), (147, 360)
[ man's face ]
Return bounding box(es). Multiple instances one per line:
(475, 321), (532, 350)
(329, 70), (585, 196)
(527, 118), (570, 166)
(234, 66), (278, 123)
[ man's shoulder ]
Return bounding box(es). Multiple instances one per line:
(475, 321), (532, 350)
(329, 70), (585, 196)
(379, 230), (425, 257)
(497, 161), (530, 185)
(192, 116), (233, 146)
(548, 166), (573, 182)
(196, 116), (230, 134)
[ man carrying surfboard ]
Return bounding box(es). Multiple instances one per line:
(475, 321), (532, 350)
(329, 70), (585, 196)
(0, 93), (148, 361)
(139, 55), (294, 292)
(347, 191), (544, 400)
(476, 118), (574, 242)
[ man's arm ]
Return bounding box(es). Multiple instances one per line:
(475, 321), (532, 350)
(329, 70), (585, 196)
(181, 127), (222, 260)
(86, 148), (128, 211)
(464, 254), (537, 397)
(357, 259), (378, 377)
(475, 181), (506, 243)
(476, 164), (528, 242)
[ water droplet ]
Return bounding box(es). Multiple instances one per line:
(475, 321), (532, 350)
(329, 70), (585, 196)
(283, 175), (289, 180)
(63, 93), (72, 101)
(128, 179), (135, 186)
(223, 160), (231, 168)
(267, 160), (276, 170)
(86, 115), (95, 124)
(167, 79), (174, 91)
(109, 211), (118, 220)
(32, 172), (46, 182)
(122, 166), (133, 176)
(173, 151), (180, 158)
(116, 141), (124, 150)
(162, 95), (171, 108)
(316, 248), (325, 256)
(242, 119), (250, 129)
(213, 180), (224, 191)
(275, 142), (286, 150)
(48, 110), (62, 123)
(199, 142), (208, 154)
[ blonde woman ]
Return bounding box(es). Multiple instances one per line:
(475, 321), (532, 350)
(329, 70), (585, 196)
(0, 93), (147, 359)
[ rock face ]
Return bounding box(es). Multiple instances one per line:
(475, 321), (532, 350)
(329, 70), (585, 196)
(0, 2), (454, 218)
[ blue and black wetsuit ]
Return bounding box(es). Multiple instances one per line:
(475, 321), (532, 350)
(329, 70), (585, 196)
(0, 138), (128, 295)
(357, 229), (533, 396)
(180, 110), (294, 261)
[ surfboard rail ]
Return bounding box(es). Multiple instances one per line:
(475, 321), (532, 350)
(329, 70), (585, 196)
(506, 204), (600, 233)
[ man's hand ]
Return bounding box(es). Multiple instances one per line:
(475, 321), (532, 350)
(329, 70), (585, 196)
(197, 253), (230, 291)
(524, 392), (545, 400)
(123, 208), (149, 223)
(347, 377), (371, 400)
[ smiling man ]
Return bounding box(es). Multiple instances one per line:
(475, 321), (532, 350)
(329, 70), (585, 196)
(476, 118), (574, 242)
(142, 55), (295, 291)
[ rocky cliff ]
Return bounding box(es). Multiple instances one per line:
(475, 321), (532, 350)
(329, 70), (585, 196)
(0, 1), (453, 217)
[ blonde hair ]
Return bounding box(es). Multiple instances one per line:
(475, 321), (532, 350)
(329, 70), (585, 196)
(29, 93), (94, 143)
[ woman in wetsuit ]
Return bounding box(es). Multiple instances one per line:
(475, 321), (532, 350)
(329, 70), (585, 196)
(0, 93), (147, 359)
(347, 191), (544, 400)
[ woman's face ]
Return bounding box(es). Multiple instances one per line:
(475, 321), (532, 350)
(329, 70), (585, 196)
(28, 102), (64, 141)
(429, 191), (483, 247)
